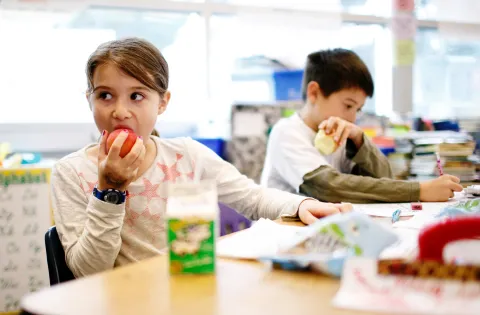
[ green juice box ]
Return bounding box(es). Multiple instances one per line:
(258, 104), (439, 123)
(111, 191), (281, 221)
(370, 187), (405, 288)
(166, 180), (218, 274)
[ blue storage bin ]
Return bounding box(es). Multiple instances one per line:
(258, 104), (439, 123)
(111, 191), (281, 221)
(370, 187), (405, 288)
(379, 147), (395, 156)
(433, 120), (460, 132)
(231, 69), (304, 103)
(272, 69), (304, 101)
(194, 138), (226, 159)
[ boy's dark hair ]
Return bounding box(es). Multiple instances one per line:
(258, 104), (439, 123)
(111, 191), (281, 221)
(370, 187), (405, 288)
(301, 48), (374, 101)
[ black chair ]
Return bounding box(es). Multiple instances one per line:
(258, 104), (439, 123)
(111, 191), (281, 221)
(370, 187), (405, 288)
(44, 226), (75, 285)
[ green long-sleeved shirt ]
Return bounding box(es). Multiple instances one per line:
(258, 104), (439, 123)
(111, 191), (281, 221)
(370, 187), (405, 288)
(261, 113), (420, 203)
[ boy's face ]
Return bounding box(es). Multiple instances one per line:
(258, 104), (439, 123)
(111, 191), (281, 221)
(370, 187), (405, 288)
(87, 63), (170, 140)
(306, 81), (367, 127)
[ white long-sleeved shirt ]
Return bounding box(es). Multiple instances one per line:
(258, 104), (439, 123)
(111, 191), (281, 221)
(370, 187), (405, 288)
(52, 136), (306, 277)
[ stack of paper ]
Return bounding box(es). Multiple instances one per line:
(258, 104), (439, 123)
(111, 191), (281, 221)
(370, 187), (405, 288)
(216, 219), (304, 259)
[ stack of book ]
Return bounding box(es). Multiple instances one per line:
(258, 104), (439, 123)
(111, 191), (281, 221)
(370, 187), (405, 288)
(388, 138), (413, 179)
(408, 131), (477, 182)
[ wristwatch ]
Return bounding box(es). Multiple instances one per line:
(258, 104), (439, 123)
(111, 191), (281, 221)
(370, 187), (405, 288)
(92, 186), (127, 205)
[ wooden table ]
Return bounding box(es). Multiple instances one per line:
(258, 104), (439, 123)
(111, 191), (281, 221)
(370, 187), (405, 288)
(20, 221), (377, 315)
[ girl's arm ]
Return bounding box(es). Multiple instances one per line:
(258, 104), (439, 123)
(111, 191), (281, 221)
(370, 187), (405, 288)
(51, 161), (125, 277)
(185, 139), (306, 220)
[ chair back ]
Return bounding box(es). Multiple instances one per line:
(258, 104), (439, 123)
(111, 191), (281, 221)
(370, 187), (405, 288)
(219, 203), (251, 236)
(45, 226), (75, 285)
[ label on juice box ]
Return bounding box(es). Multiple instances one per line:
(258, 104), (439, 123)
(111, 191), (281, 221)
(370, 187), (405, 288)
(167, 217), (215, 274)
(166, 180), (218, 275)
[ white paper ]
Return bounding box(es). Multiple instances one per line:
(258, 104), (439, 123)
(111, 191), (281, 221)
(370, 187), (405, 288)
(393, 210), (440, 229)
(0, 169), (51, 313)
(380, 228), (419, 260)
(232, 112), (267, 137)
(353, 203), (415, 217)
(334, 258), (480, 315)
(216, 219), (304, 259)
(392, 194), (467, 230)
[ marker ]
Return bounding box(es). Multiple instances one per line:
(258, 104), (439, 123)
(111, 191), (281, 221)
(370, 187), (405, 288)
(435, 152), (444, 176)
(391, 209), (401, 224)
(411, 202), (423, 211)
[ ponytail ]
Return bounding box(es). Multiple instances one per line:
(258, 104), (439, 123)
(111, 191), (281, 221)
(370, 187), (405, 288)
(151, 129), (160, 137)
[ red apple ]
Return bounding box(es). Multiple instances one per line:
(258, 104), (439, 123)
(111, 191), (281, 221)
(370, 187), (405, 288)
(106, 129), (137, 158)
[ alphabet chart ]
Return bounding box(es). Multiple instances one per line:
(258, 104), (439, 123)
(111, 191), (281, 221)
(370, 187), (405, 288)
(0, 168), (52, 314)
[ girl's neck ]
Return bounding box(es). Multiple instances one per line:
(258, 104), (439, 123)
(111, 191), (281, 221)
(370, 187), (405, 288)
(135, 137), (157, 179)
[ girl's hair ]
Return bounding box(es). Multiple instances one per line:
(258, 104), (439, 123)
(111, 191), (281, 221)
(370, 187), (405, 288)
(86, 37), (168, 137)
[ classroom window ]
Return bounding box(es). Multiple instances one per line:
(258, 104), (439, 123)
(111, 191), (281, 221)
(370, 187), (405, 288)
(0, 7), (206, 123)
(414, 28), (480, 119)
(209, 15), (392, 122)
(211, 0), (434, 17)
(1, 0), (479, 142)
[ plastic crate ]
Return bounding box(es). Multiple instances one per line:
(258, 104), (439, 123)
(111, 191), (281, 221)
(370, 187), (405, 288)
(194, 138), (226, 159)
(433, 120), (460, 132)
(379, 147), (396, 156)
(231, 69), (304, 103)
(272, 69), (304, 101)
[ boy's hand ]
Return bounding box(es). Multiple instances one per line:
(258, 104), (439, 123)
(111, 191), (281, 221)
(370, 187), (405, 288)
(419, 175), (463, 202)
(298, 199), (352, 225)
(319, 116), (364, 148)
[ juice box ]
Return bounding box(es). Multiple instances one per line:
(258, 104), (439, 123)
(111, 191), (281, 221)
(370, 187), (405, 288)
(166, 180), (218, 274)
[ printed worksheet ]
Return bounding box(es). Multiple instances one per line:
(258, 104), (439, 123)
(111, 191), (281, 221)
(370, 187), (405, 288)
(0, 168), (51, 314)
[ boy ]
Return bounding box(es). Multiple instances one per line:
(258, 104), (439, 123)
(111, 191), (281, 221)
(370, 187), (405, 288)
(261, 48), (463, 203)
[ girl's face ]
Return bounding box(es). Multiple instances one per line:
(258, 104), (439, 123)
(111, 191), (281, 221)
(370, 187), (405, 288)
(88, 63), (170, 139)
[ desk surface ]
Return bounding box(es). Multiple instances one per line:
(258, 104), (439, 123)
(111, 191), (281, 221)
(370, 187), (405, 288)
(21, 221), (373, 315)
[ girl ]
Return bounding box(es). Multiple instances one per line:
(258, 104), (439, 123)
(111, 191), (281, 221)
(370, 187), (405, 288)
(51, 37), (351, 278)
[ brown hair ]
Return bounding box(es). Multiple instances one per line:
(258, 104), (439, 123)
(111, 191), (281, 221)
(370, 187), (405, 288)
(302, 48), (374, 101)
(86, 37), (168, 137)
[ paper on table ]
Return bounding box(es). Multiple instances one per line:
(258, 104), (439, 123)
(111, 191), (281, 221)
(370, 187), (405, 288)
(216, 219), (305, 259)
(353, 203), (415, 217)
(393, 210), (439, 229)
(392, 196), (466, 229)
(361, 193), (469, 227)
(380, 228), (419, 260)
(334, 258), (480, 315)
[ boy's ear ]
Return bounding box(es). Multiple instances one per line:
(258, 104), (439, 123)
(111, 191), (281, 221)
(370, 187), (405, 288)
(158, 91), (171, 115)
(306, 81), (322, 104)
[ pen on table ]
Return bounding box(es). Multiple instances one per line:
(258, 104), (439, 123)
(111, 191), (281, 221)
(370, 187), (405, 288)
(391, 209), (401, 224)
(435, 152), (444, 176)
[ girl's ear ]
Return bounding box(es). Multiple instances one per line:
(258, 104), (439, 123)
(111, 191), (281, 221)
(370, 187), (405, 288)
(158, 91), (171, 115)
(86, 92), (92, 110)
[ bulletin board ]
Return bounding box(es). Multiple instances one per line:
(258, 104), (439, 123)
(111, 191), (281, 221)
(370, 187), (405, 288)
(0, 168), (52, 314)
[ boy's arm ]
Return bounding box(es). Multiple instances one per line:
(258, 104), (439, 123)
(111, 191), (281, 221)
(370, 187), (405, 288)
(263, 127), (418, 203)
(52, 161), (125, 278)
(300, 165), (420, 204)
(346, 134), (393, 178)
(185, 139), (306, 220)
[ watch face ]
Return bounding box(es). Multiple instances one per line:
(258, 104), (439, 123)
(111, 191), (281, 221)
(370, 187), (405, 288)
(104, 191), (120, 204)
